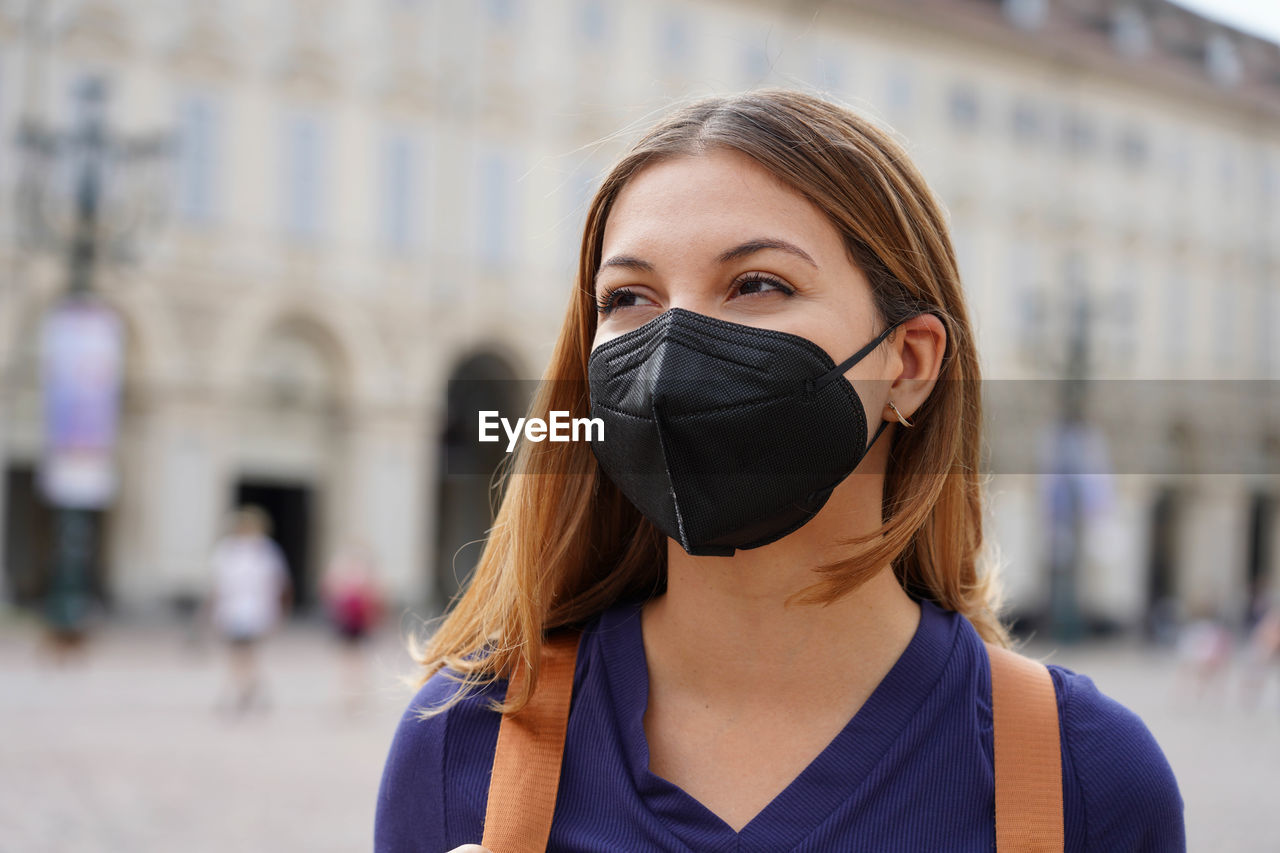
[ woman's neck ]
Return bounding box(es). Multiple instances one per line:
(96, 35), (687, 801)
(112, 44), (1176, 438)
(641, 446), (920, 701)
(644, 539), (921, 705)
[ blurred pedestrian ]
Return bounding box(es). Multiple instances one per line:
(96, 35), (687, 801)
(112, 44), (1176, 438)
(206, 505), (292, 717)
(321, 540), (384, 715)
(1174, 606), (1234, 703)
(1241, 598), (1280, 710)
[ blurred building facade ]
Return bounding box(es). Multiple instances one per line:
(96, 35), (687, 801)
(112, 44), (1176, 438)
(0, 0), (1277, 630)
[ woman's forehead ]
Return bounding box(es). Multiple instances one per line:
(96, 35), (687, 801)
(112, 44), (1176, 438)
(600, 150), (843, 261)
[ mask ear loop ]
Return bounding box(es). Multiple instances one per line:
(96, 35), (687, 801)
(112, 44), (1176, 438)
(864, 418), (891, 453)
(807, 318), (910, 452)
(811, 319), (906, 393)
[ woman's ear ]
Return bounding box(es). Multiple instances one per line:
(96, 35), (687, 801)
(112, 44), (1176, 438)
(882, 313), (946, 423)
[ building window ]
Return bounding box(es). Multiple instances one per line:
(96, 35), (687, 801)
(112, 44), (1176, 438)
(561, 166), (597, 268)
(1163, 273), (1189, 367)
(743, 39), (771, 82)
(659, 13), (691, 64)
(578, 0), (608, 42)
(1219, 147), (1236, 200)
(948, 84), (980, 130)
(1118, 125), (1149, 170)
(487, 0), (518, 26)
(1062, 110), (1097, 156)
(478, 152), (513, 269)
(1003, 0), (1048, 31)
(951, 224), (976, 287)
(885, 65), (914, 116)
(1262, 158), (1278, 202)
(813, 53), (845, 95)
(1167, 138), (1192, 182)
(176, 93), (220, 223)
(282, 114), (327, 240)
(1262, 280), (1279, 377)
(1214, 274), (1236, 367)
(379, 133), (420, 253)
(0, 58), (6, 186)
(1110, 5), (1150, 59)
(1205, 32), (1242, 88)
(1007, 242), (1043, 362)
(1010, 97), (1043, 143)
(1107, 263), (1138, 365)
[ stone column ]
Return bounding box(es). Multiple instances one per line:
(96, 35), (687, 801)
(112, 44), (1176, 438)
(1178, 476), (1251, 624)
(1080, 475), (1149, 629)
(986, 474), (1046, 616)
(338, 405), (434, 615)
(127, 396), (232, 610)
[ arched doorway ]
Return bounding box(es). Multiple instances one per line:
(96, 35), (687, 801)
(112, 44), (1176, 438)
(1246, 492), (1277, 627)
(433, 350), (527, 609)
(1145, 486), (1181, 643)
(232, 318), (348, 612)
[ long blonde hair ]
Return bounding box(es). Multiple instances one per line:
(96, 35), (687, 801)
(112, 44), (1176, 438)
(416, 89), (1010, 714)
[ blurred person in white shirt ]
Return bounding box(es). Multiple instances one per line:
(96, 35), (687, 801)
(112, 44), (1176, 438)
(207, 505), (292, 716)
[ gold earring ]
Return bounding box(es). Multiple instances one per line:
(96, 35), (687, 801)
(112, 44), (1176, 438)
(887, 401), (914, 428)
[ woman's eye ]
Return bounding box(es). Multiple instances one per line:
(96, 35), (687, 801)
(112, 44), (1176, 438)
(734, 274), (794, 298)
(596, 286), (654, 315)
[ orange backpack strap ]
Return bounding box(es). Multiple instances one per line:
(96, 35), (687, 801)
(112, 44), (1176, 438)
(986, 642), (1065, 852)
(479, 631), (1059, 851)
(481, 631), (581, 853)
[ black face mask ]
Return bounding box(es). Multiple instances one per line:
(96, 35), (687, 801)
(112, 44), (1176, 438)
(587, 308), (901, 557)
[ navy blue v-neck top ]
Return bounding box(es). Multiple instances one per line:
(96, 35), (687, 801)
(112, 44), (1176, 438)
(375, 598), (1184, 852)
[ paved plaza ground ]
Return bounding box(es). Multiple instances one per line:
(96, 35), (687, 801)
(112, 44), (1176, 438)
(1, 609), (1277, 852)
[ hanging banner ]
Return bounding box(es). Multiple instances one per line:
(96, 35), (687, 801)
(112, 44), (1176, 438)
(40, 297), (124, 509)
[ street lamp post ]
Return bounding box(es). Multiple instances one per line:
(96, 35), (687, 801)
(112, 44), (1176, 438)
(1045, 283), (1091, 644)
(17, 77), (169, 641)
(1035, 250), (1123, 644)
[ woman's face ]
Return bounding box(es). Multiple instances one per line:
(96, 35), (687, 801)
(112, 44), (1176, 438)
(591, 149), (888, 384)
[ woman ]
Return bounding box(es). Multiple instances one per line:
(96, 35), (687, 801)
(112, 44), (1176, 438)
(376, 90), (1183, 851)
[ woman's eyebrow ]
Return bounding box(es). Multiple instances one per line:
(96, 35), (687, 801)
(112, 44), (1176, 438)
(594, 255), (654, 290)
(717, 238), (818, 268)
(594, 238), (817, 290)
